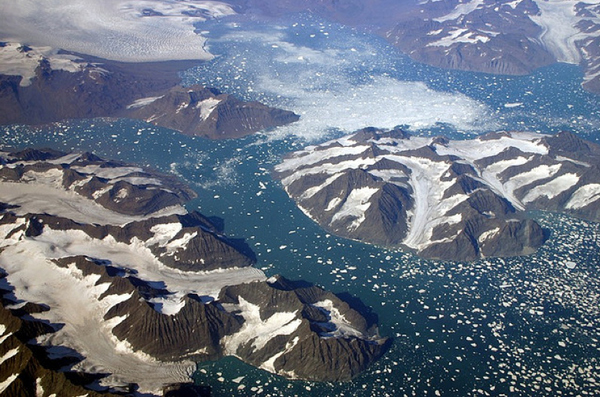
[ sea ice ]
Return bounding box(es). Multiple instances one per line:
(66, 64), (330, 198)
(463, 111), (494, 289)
(186, 22), (495, 141)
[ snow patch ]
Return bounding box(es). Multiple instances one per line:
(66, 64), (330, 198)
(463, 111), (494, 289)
(222, 297), (301, 354)
(0, 374), (18, 393)
(433, 0), (486, 23)
(275, 144), (370, 175)
(331, 187), (379, 231)
(166, 232), (198, 253)
(197, 97), (222, 121)
(313, 299), (363, 338)
(149, 294), (186, 316)
(148, 223), (183, 247)
(434, 133), (548, 163)
(478, 227), (500, 244)
(280, 157), (378, 187)
(71, 165), (144, 179)
(261, 336), (300, 373)
(565, 183), (600, 209)
(0, 181), (185, 225)
(126, 96), (164, 109)
(325, 197), (343, 212)
(0, 331), (12, 346)
(521, 173), (579, 203)
(0, 347), (19, 365)
(300, 173), (343, 200)
(503, 164), (563, 200)
(428, 28), (491, 47)
(0, 42), (84, 86)
(505, 0), (524, 9)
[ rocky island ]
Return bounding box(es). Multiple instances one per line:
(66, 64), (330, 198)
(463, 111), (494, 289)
(274, 128), (600, 261)
(0, 148), (388, 395)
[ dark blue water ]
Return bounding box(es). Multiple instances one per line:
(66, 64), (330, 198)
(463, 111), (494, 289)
(1, 12), (600, 397)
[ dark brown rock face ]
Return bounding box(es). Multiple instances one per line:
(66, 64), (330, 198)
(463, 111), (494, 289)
(219, 276), (390, 382)
(385, 0), (555, 76)
(125, 85), (299, 139)
(382, 0), (600, 94)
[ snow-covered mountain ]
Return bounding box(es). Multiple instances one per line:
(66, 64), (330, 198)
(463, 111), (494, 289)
(0, 149), (388, 395)
(386, 0), (600, 93)
(275, 128), (600, 261)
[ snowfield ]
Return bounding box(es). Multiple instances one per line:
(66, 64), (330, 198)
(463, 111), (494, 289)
(0, 43), (86, 86)
(0, 234), (195, 394)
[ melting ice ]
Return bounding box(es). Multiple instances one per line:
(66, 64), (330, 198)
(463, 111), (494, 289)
(183, 16), (496, 141)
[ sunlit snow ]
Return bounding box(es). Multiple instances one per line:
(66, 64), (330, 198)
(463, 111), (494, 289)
(331, 187), (379, 231)
(127, 96), (165, 109)
(433, 0), (486, 23)
(565, 183), (600, 209)
(521, 172), (579, 203)
(222, 297), (301, 354)
(529, 0), (589, 64)
(0, 181), (185, 225)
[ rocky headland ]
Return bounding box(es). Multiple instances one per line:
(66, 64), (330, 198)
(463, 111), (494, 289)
(0, 148), (388, 395)
(0, 43), (299, 139)
(275, 128), (600, 261)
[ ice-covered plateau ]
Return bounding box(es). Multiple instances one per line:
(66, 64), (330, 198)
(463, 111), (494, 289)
(274, 128), (600, 261)
(0, 148), (389, 395)
(0, 43), (299, 139)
